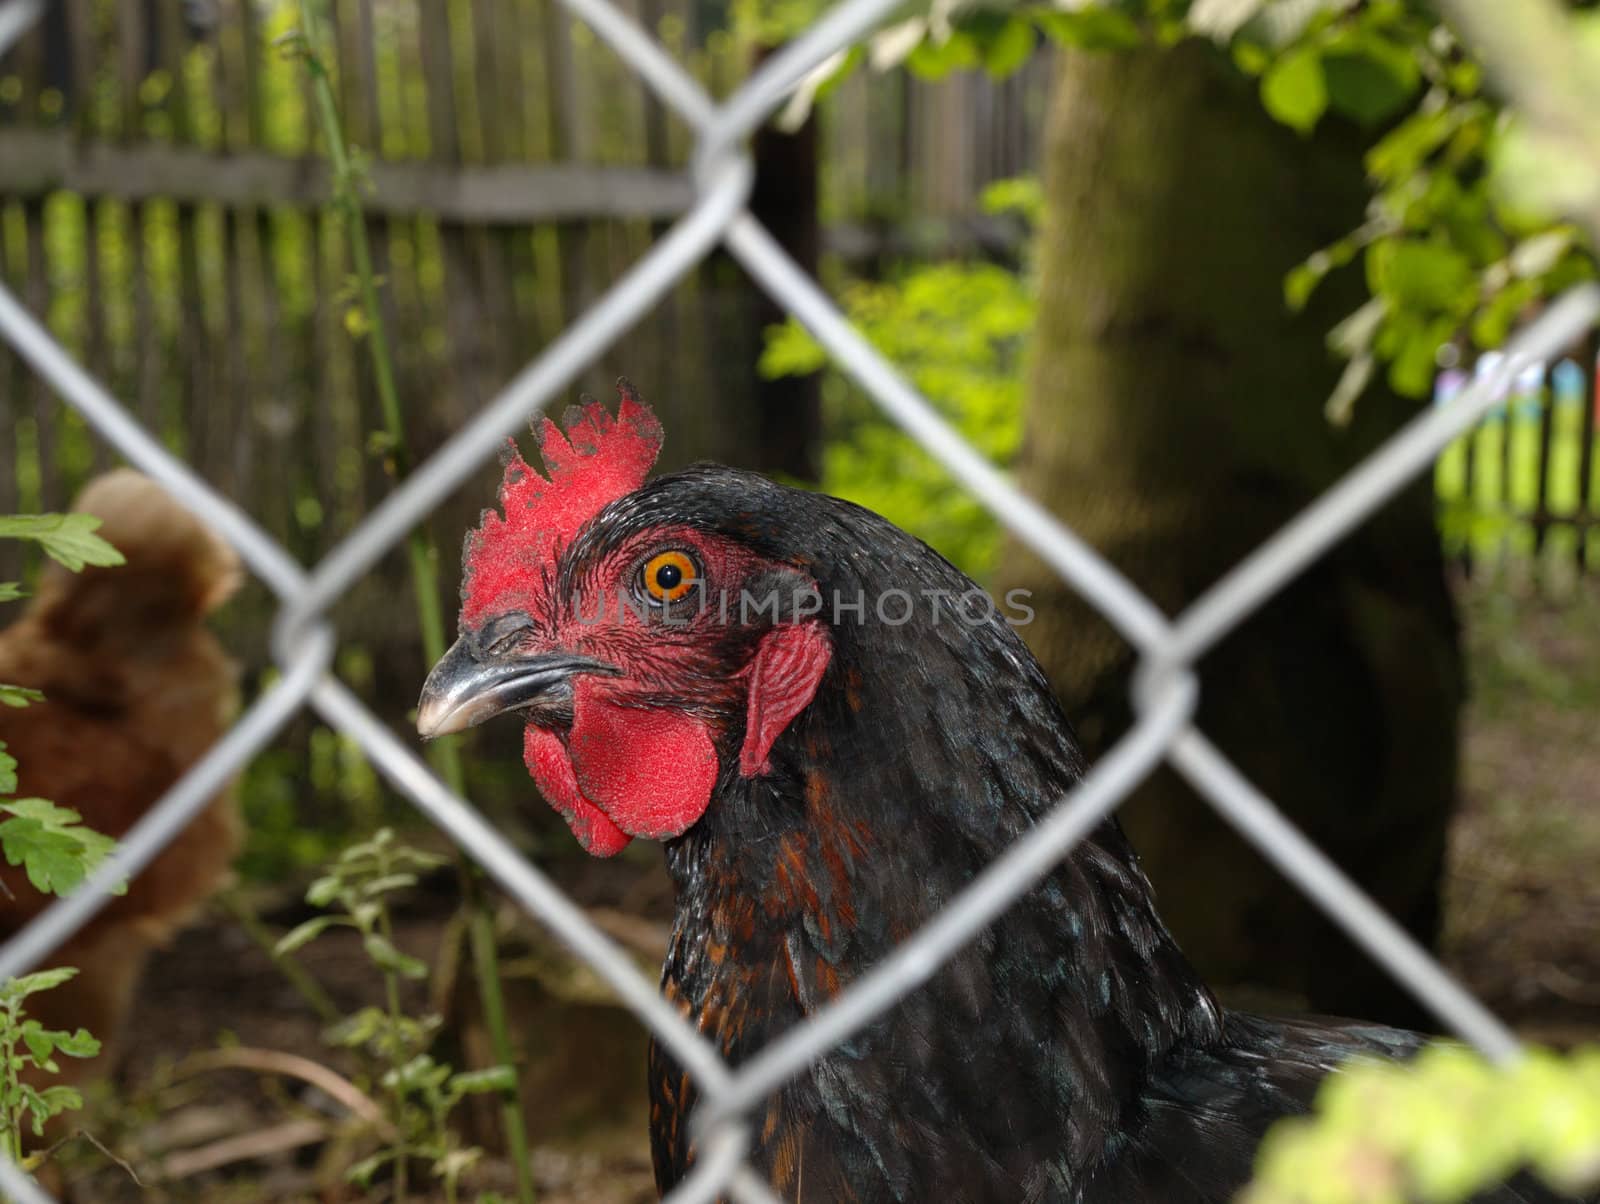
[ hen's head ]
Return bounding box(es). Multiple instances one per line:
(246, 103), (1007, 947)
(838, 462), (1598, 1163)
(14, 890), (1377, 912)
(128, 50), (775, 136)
(31, 469), (241, 646)
(418, 383), (832, 856)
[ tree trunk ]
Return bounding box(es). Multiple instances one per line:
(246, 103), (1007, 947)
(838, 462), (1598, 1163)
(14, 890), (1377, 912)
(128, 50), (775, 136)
(999, 41), (1462, 1029)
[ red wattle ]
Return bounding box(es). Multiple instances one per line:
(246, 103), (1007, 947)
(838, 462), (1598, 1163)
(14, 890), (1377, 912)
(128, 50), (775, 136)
(568, 679), (719, 841)
(524, 725), (632, 857)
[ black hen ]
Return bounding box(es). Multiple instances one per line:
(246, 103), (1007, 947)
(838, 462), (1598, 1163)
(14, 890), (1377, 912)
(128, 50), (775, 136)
(418, 389), (1575, 1202)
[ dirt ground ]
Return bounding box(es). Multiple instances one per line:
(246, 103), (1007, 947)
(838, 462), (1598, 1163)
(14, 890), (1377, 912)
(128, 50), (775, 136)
(36, 579), (1600, 1201)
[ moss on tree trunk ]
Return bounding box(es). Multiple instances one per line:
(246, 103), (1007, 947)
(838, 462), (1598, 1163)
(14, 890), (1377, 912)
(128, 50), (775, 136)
(999, 41), (1463, 1028)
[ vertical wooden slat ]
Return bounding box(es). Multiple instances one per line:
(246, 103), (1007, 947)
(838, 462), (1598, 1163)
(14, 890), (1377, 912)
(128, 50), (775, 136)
(130, 201), (162, 430)
(465, 0), (520, 390)
(81, 199), (111, 470)
(8, 6), (45, 122)
(1534, 368), (1556, 569)
(0, 206), (20, 521)
(748, 41), (821, 481)
(1578, 334), (1600, 573)
(24, 202), (57, 509)
(61, 0), (96, 136)
(1459, 400), (1479, 578)
(418, 0), (492, 415)
(72, 0), (110, 473)
(353, 0), (382, 149)
(116, 0), (145, 139)
(540, 0), (599, 396)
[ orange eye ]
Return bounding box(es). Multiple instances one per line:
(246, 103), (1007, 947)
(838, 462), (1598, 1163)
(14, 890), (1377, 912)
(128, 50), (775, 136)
(642, 550), (699, 604)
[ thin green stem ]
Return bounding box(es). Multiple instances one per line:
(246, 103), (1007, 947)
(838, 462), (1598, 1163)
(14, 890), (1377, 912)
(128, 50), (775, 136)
(219, 891), (340, 1026)
(297, 7), (535, 1201)
(374, 907), (410, 1204)
(3, 1008), (19, 1166)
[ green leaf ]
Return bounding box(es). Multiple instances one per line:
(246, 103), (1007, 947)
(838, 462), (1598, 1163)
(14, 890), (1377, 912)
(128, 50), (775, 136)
(0, 684), (45, 709)
(1033, 7), (1142, 51)
(305, 874), (343, 908)
(347, 1149), (394, 1187)
(363, 933), (429, 980)
(0, 968), (77, 1007)
(274, 914), (347, 956)
(1261, 46), (1326, 135)
(1321, 35), (1419, 127)
(1368, 238), (1474, 311)
(1284, 262), (1323, 312)
(0, 799), (123, 898)
(31, 1084), (83, 1117)
(1366, 103), (1479, 185)
(448, 1065), (518, 1096)
(905, 30), (979, 79)
(382, 1053), (450, 1094)
(0, 583), (22, 603)
(0, 514), (124, 572)
(980, 176), (1044, 224)
(51, 1027), (101, 1059)
(0, 742), (15, 795)
(758, 318), (827, 381)
(982, 18), (1035, 78)
(19, 1024), (56, 1066)
(355, 872), (420, 899)
(324, 1005), (387, 1049)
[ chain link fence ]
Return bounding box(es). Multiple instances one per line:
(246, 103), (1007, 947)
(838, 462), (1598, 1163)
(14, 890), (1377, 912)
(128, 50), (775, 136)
(2, 0), (1598, 1199)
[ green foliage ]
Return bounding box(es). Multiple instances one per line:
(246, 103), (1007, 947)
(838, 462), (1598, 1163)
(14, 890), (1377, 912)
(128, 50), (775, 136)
(1228, 1), (1597, 414)
(0, 685), (45, 710)
(278, 829), (509, 1203)
(762, 181), (1035, 579)
(0, 799), (124, 900)
(0, 518), (121, 1158)
(779, 0), (1594, 419)
(0, 522), (125, 901)
(1260, 43), (1327, 134)
(0, 514), (123, 573)
(0, 969), (102, 1163)
(1243, 1045), (1600, 1204)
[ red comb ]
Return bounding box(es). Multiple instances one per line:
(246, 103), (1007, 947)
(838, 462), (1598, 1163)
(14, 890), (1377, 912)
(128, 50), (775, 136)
(460, 380), (663, 626)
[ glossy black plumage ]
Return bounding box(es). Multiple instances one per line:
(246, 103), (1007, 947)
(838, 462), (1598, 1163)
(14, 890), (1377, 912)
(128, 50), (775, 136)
(559, 465), (1570, 1203)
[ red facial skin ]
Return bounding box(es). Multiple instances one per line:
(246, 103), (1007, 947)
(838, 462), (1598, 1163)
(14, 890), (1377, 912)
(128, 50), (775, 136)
(476, 523), (832, 856)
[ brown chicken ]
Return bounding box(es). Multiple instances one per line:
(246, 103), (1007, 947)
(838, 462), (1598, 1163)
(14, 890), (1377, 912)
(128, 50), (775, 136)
(0, 469), (243, 1089)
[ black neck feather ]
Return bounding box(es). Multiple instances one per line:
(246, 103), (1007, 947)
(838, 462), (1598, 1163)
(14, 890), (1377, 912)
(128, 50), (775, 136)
(633, 468), (1224, 1196)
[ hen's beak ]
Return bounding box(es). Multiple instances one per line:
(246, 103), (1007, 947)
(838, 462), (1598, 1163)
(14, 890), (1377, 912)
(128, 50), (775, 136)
(417, 638), (619, 739)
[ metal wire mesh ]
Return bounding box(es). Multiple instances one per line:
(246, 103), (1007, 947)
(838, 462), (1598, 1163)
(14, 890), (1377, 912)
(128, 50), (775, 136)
(2, 0), (1598, 1199)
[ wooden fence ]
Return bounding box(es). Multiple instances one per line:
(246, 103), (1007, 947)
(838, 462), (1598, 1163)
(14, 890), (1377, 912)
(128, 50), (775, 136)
(1434, 349), (1600, 581)
(0, 0), (1052, 670)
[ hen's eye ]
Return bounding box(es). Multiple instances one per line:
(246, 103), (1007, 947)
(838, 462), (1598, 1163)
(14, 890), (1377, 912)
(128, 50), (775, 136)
(642, 550), (699, 604)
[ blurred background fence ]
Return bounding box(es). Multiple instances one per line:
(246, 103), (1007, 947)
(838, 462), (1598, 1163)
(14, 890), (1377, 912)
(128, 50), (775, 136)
(1434, 352), (1600, 578)
(0, 0), (1048, 534)
(0, 0), (1050, 868)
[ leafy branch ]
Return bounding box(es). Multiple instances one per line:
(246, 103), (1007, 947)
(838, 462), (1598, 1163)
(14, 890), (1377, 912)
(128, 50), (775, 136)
(0, 970), (101, 1166)
(0, 515), (123, 574)
(0, 516), (125, 1168)
(278, 829), (514, 1204)
(1244, 1044), (1600, 1204)
(0, 799), (123, 900)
